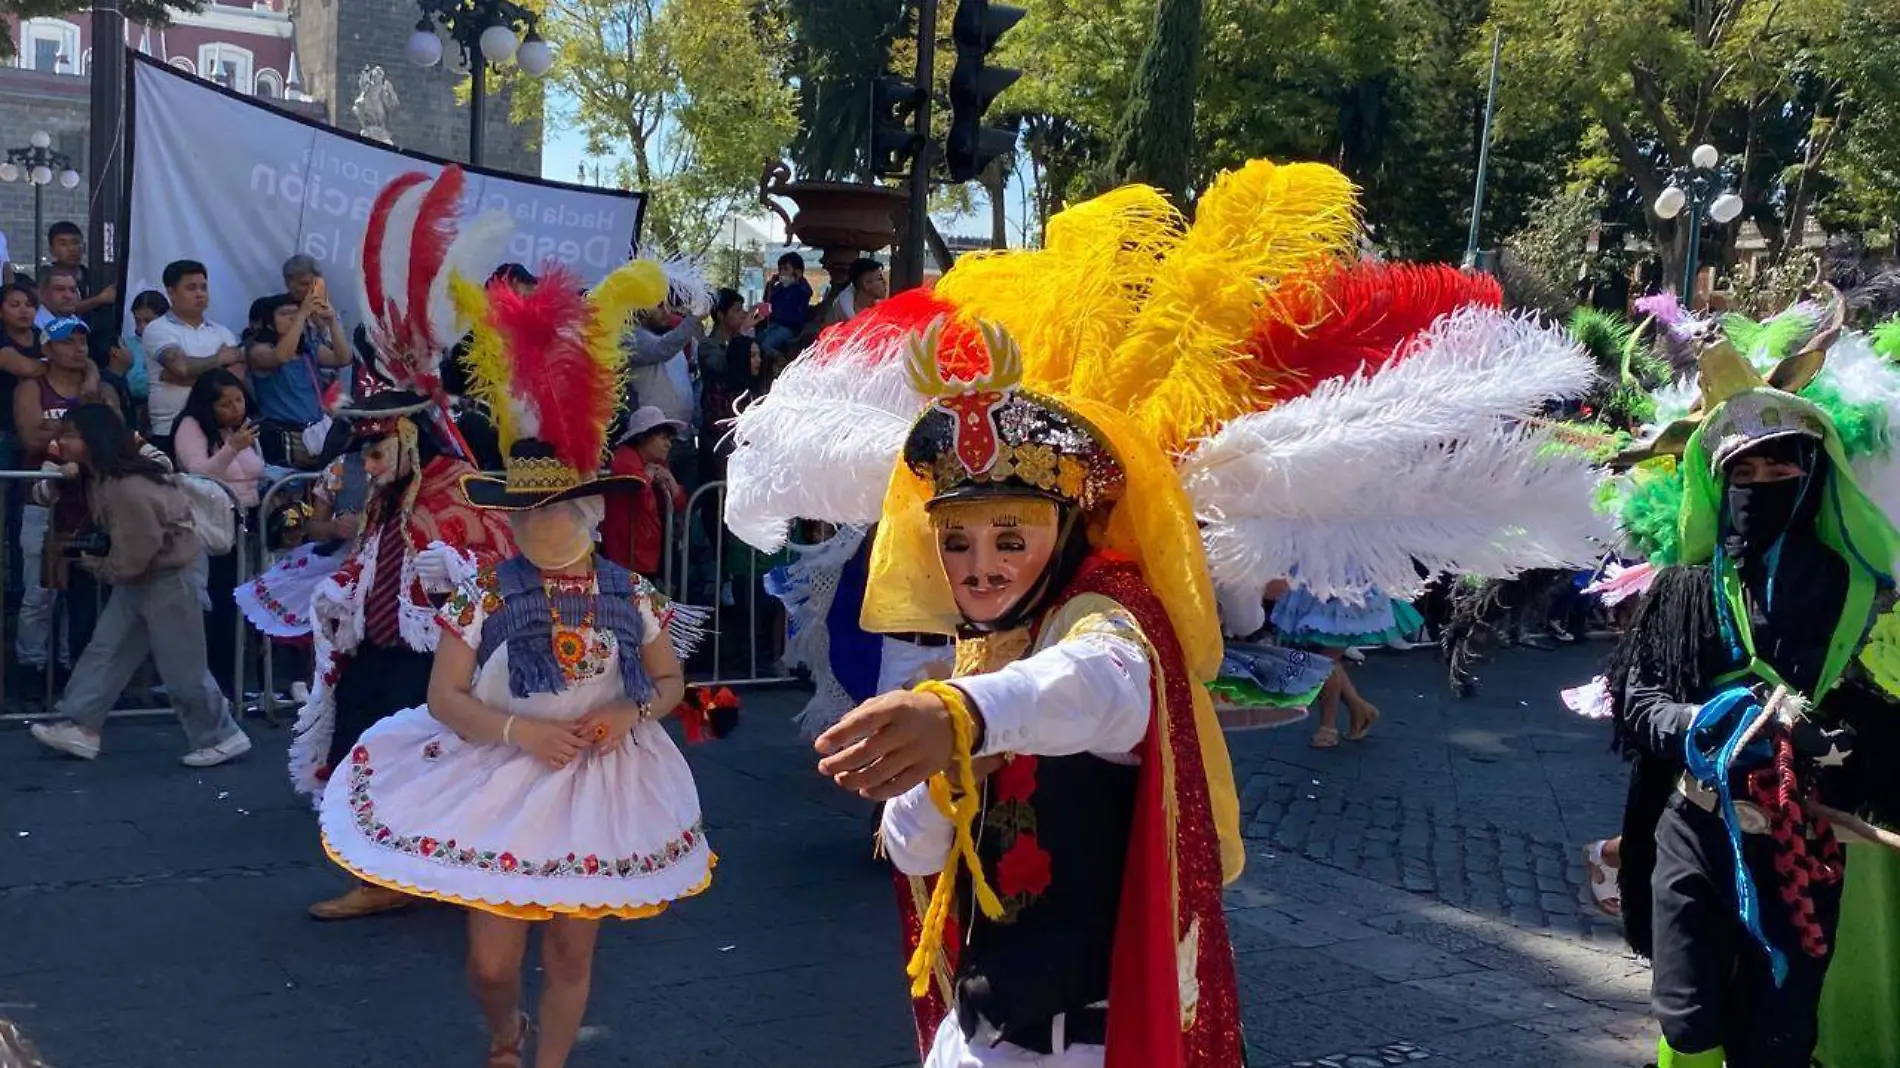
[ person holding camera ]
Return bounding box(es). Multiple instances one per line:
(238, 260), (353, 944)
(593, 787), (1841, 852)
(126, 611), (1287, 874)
(28, 404), (249, 766)
(174, 369), (266, 704)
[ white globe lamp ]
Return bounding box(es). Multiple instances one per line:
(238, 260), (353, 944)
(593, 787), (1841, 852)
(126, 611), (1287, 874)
(0, 163), (18, 183)
(517, 36), (554, 78)
(58, 169), (80, 190)
(479, 24), (520, 65)
(29, 165), (52, 186)
(1654, 186), (1686, 220)
(29, 131), (50, 150)
(1691, 143), (1720, 170)
(1709, 193), (1744, 225)
(406, 27), (444, 67)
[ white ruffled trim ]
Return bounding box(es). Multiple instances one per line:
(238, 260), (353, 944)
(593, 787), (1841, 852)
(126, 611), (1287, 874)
(287, 534), (467, 800)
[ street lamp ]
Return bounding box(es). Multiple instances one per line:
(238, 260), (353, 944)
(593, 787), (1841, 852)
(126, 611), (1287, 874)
(1653, 142), (1745, 306)
(407, 0), (554, 168)
(2, 132), (82, 271)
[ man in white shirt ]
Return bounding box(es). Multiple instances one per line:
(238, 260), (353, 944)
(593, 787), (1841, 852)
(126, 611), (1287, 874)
(140, 258), (244, 454)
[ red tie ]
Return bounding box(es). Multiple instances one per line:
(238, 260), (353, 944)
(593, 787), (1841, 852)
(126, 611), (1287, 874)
(364, 509), (406, 647)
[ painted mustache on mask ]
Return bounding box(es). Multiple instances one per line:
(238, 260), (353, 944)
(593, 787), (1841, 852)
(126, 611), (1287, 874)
(960, 574), (1009, 590)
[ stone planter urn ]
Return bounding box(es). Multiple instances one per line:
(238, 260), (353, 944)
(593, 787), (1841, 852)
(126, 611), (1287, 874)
(759, 162), (905, 290)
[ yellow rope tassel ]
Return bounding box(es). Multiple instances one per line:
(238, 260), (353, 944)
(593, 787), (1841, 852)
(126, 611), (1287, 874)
(903, 680), (1005, 997)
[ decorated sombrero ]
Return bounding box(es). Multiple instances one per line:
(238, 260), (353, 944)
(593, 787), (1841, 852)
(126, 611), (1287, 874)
(451, 258), (675, 511)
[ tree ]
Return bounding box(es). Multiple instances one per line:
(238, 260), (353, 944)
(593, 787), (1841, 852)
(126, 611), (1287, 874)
(1103, 0), (1202, 201)
(0, 1), (204, 59)
(1484, 0), (1870, 289)
(531, 0), (799, 255)
(781, 0), (910, 182)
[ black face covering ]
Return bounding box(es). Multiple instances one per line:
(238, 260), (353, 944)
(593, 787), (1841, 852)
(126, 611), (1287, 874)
(1721, 436), (1823, 558)
(1726, 477), (1806, 554)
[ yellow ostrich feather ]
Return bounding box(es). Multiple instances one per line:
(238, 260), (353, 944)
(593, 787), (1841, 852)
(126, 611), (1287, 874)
(588, 259), (670, 353)
(1101, 159), (1360, 454)
(449, 272), (515, 448)
(581, 259), (670, 429)
(936, 184), (1183, 395)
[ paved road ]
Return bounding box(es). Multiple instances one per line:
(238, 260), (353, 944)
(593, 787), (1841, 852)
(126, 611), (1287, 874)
(0, 641), (1653, 1068)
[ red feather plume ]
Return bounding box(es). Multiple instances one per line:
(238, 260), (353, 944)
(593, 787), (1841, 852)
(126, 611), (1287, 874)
(404, 166), (466, 360)
(805, 286), (990, 381)
(362, 171), (431, 326)
(482, 263), (618, 473)
(1245, 262), (1503, 404)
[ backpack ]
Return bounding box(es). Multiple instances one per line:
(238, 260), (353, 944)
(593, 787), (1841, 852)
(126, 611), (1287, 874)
(177, 475), (237, 555)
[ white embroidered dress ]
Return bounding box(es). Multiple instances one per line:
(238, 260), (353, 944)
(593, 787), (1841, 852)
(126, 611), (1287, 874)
(318, 572), (712, 920)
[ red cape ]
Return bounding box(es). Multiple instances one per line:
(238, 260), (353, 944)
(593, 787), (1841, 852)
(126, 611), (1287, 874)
(896, 553), (1243, 1066)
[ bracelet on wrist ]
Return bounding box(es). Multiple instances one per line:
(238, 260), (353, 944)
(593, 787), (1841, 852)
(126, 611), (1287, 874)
(502, 715), (517, 746)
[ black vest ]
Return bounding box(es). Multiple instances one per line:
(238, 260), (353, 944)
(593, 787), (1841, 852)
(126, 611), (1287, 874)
(954, 751), (1139, 1041)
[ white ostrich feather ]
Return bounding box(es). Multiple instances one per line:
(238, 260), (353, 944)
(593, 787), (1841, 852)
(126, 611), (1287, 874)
(658, 254), (714, 317)
(376, 177), (433, 327)
(1647, 375), (1701, 429)
(426, 210), (515, 348)
(1183, 308), (1609, 609)
(1814, 331), (1900, 415)
(723, 345), (929, 552)
(1191, 423), (1610, 609)
(1262, 307), (1599, 460)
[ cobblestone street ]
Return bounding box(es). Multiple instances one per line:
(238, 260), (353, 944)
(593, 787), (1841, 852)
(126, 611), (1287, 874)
(0, 642), (1653, 1067)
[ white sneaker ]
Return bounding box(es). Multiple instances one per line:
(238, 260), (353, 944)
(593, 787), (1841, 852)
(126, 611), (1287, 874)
(1342, 646), (1367, 664)
(30, 721), (102, 760)
(181, 729), (253, 768)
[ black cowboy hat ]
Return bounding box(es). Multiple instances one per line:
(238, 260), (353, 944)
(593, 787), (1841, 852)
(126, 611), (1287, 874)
(460, 438), (646, 511)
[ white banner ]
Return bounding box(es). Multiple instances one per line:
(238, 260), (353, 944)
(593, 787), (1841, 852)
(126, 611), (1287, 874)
(124, 57), (643, 340)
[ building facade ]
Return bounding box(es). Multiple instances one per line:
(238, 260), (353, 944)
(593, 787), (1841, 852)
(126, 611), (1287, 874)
(1, 1), (541, 273)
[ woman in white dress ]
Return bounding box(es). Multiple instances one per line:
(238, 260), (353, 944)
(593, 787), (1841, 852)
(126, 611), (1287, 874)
(317, 255), (709, 1068)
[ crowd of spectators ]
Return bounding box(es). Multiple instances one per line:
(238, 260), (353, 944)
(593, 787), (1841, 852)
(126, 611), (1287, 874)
(1, 227), (883, 762)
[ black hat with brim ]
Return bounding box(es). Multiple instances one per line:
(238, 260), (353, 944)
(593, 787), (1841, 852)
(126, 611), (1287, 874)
(460, 438), (646, 511)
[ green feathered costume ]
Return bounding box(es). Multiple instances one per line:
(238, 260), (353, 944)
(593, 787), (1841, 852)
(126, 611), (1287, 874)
(1605, 309), (1900, 1068)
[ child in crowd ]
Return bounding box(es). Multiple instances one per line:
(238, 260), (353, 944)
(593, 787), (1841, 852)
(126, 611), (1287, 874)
(601, 406), (688, 583)
(759, 252), (812, 356)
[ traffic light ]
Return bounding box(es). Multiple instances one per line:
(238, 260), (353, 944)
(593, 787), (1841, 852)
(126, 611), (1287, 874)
(869, 75), (926, 179)
(946, 0), (1025, 183)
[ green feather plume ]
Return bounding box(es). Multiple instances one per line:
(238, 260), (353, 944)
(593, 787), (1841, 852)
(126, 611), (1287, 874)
(1874, 316), (1900, 362)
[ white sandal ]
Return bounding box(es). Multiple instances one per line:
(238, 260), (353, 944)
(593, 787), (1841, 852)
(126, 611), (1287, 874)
(1583, 840), (1621, 917)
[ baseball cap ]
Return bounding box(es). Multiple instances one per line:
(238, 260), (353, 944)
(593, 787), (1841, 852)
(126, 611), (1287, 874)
(43, 316), (89, 342)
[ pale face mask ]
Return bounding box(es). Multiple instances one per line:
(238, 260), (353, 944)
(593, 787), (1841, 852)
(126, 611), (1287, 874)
(511, 496), (605, 572)
(932, 497), (1061, 626)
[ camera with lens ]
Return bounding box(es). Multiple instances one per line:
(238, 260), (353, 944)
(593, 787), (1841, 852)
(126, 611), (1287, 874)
(61, 528), (111, 559)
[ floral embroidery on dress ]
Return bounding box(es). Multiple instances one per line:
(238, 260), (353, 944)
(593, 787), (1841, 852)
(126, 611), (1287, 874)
(421, 739), (443, 761)
(983, 755), (1050, 922)
(347, 745), (702, 878)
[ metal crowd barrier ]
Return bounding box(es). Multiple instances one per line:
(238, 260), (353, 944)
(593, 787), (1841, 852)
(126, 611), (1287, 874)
(0, 469), (247, 725)
(4, 465), (795, 729)
(676, 480), (798, 687)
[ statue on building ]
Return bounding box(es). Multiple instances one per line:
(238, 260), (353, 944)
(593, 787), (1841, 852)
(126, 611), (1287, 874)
(352, 66), (399, 145)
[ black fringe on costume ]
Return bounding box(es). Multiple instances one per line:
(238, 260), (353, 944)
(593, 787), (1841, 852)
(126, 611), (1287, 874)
(1603, 564), (1720, 960)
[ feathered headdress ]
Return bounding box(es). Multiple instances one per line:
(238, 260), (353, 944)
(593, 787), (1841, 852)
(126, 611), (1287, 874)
(454, 258), (672, 509)
(355, 166), (514, 400)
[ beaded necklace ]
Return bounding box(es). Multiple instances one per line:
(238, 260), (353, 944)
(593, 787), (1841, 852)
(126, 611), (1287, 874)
(544, 571), (597, 678)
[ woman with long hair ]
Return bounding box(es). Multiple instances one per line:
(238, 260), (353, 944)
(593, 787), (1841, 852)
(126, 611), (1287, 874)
(174, 368), (266, 703)
(27, 403), (250, 766)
